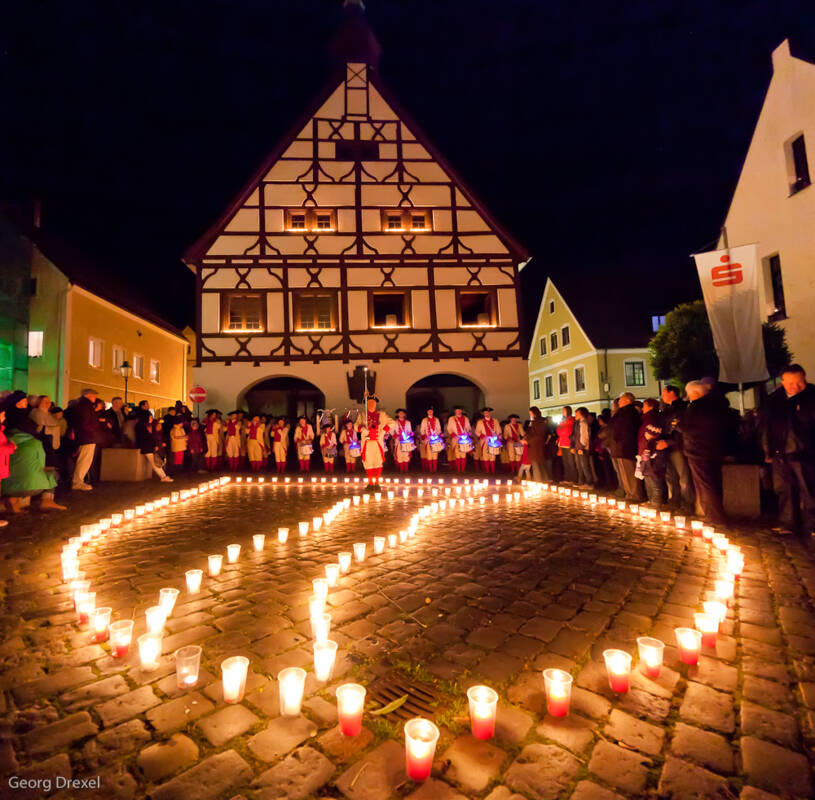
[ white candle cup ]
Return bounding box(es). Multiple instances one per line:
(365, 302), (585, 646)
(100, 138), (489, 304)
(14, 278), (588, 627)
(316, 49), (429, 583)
(220, 655), (250, 703)
(253, 534), (266, 552)
(186, 569), (203, 594)
(299, 521), (309, 536)
(313, 516), (323, 531)
(111, 512), (123, 526)
(404, 718), (440, 782)
(91, 607), (112, 642)
(694, 612), (719, 648)
(636, 636), (665, 678)
(145, 605), (168, 635)
(309, 593), (326, 623)
(325, 563), (341, 587)
(675, 627), (703, 665)
(373, 536), (386, 554)
(703, 600), (727, 625)
(353, 542), (366, 562)
(353, 495), (361, 505)
(312, 577), (329, 601)
(338, 552), (352, 573)
(226, 544), (241, 564)
(98, 518), (112, 531)
(278, 527), (289, 544)
(313, 639), (338, 682)
(311, 612), (331, 643)
(399, 529), (409, 543)
(124, 509), (135, 521)
(137, 632), (162, 671)
(660, 510), (672, 523)
(387, 533), (398, 548)
(362, 494), (370, 504)
(714, 578), (734, 605)
(208, 554), (223, 577)
(674, 515), (686, 529)
(135, 505), (146, 516)
(159, 588), (180, 616)
(175, 645), (202, 689)
(279, 667), (307, 716)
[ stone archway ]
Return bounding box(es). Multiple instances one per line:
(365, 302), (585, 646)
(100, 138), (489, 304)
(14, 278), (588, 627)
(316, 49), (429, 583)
(405, 373), (485, 423)
(242, 377), (326, 422)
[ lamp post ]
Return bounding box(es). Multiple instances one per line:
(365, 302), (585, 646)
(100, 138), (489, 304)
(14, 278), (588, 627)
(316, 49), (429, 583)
(120, 360), (132, 405)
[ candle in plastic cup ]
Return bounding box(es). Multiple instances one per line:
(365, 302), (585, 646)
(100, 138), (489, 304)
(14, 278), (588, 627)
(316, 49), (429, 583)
(675, 627), (703, 665)
(226, 544), (241, 564)
(298, 521), (309, 536)
(387, 533), (397, 548)
(636, 637), (664, 678)
(124, 508), (135, 521)
(91, 607), (112, 642)
(208, 554), (223, 577)
(325, 563), (340, 587)
(146, 605), (167, 635)
(308, 593), (325, 621)
(314, 640), (338, 682)
(111, 512), (123, 526)
(221, 655), (250, 703)
(338, 552), (352, 573)
(703, 600), (727, 625)
(313, 578), (329, 601)
(694, 613), (718, 648)
(313, 516), (323, 531)
(399, 529), (409, 543)
(336, 683), (366, 736)
(175, 645), (202, 689)
(312, 612), (331, 643)
(353, 542), (366, 562)
(278, 527), (289, 544)
(374, 536), (385, 554)
(186, 569), (203, 594)
(702, 525), (715, 541)
(76, 591), (96, 625)
(674, 515), (686, 529)
(690, 519), (703, 532)
(542, 669), (573, 717)
(404, 718), (439, 782)
(714, 578), (734, 606)
(109, 619), (134, 657)
(159, 588), (180, 616)
(138, 632), (162, 671)
(279, 667), (307, 716)
(660, 511), (672, 523)
(467, 685), (499, 739)
(71, 579), (91, 609)
(603, 649), (632, 693)
(253, 534), (265, 552)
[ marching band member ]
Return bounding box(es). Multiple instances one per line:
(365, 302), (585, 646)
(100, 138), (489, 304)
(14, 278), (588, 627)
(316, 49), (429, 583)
(419, 406), (443, 472)
(357, 392), (393, 487)
(392, 409), (414, 472)
(271, 416), (290, 473)
(204, 409), (222, 471)
(224, 412), (241, 471)
(247, 415), (266, 472)
(293, 415), (314, 472)
(474, 407), (501, 474)
(446, 405), (472, 473)
(503, 413), (523, 473)
(237, 411), (249, 469)
(320, 422), (338, 473)
(340, 419), (360, 472)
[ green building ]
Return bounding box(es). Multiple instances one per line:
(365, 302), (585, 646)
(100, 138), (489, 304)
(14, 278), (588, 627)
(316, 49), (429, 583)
(0, 215), (31, 392)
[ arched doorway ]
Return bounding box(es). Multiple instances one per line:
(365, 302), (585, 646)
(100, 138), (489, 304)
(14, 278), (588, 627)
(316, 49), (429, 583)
(243, 377), (325, 422)
(405, 374), (485, 422)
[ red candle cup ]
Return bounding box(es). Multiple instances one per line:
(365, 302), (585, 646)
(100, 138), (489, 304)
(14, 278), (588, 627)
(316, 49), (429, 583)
(336, 683), (366, 737)
(636, 636), (665, 679)
(91, 607), (112, 643)
(542, 669), (573, 716)
(467, 685), (499, 739)
(109, 619), (134, 658)
(694, 613), (718, 648)
(404, 718), (439, 782)
(603, 649), (632, 693)
(675, 627), (703, 665)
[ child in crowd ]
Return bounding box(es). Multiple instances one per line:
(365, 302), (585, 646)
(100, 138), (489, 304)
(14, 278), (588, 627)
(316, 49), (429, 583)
(320, 422), (337, 473)
(170, 419), (188, 471)
(188, 419), (205, 473)
(517, 434), (532, 482)
(340, 419), (359, 472)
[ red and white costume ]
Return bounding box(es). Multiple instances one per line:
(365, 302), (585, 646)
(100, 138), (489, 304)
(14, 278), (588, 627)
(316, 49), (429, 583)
(271, 423), (290, 473)
(320, 429), (337, 472)
(225, 419), (241, 470)
(340, 425), (359, 472)
(392, 418), (414, 470)
(204, 416), (222, 470)
(356, 408), (393, 484)
(503, 420), (523, 472)
(247, 422), (266, 470)
(294, 421), (314, 472)
(419, 415), (442, 472)
(446, 413), (472, 472)
(475, 415), (500, 472)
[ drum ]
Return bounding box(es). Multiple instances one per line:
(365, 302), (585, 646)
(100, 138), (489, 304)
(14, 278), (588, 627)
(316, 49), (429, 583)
(513, 441), (525, 456)
(457, 434), (473, 454)
(325, 447), (337, 458)
(349, 443), (361, 457)
(298, 443), (313, 457)
(399, 440), (415, 453)
(428, 435), (444, 453)
(487, 436), (503, 456)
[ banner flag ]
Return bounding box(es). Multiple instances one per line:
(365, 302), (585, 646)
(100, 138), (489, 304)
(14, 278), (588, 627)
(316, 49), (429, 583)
(693, 244), (768, 384)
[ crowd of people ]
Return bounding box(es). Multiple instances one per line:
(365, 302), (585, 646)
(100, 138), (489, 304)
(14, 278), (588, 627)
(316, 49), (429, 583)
(1, 364), (814, 538)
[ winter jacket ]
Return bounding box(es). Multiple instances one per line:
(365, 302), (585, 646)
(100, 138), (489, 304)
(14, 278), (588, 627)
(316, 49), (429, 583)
(609, 404), (640, 459)
(660, 399), (686, 452)
(71, 396), (102, 445)
(638, 410), (663, 457)
(135, 419), (156, 455)
(680, 392), (730, 461)
(760, 383), (815, 461)
(0, 426), (16, 481)
(557, 416), (574, 449)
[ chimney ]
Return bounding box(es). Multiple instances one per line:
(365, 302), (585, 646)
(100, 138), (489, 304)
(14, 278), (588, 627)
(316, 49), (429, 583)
(771, 39), (791, 73)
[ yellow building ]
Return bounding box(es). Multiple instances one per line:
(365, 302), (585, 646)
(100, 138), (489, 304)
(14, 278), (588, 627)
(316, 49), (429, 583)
(527, 277), (660, 417)
(27, 233), (189, 410)
(721, 39), (815, 366)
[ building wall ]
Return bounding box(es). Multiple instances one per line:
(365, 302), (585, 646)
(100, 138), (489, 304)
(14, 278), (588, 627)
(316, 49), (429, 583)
(722, 40), (815, 368)
(0, 219), (32, 392)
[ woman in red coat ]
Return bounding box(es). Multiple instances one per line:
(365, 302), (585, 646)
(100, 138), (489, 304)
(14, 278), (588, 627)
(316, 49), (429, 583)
(0, 403), (17, 527)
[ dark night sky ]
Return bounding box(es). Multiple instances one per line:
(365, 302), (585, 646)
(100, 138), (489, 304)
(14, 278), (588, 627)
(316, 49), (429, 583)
(3, 0), (814, 335)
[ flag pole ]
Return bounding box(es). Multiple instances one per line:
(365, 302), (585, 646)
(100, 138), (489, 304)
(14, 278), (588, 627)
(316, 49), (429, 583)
(721, 225), (745, 415)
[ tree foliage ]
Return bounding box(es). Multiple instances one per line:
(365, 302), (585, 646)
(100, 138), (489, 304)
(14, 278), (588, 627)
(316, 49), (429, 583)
(649, 300), (792, 387)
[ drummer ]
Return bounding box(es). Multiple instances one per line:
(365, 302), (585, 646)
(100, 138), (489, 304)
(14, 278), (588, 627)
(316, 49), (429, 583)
(340, 418), (360, 472)
(293, 415), (314, 472)
(419, 407), (443, 473)
(392, 408), (414, 472)
(474, 406), (501, 474)
(446, 405), (472, 473)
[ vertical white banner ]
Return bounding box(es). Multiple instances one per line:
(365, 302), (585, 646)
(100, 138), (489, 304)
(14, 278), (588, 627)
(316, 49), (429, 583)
(693, 244), (768, 384)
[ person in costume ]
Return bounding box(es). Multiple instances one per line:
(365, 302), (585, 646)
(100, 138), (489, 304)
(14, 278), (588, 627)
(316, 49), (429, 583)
(392, 408), (414, 472)
(247, 415), (266, 471)
(203, 410), (222, 471)
(503, 413), (523, 473)
(446, 405), (472, 473)
(169, 419), (188, 471)
(419, 406), (443, 472)
(320, 422), (338, 473)
(224, 412), (241, 471)
(475, 407), (501, 474)
(294, 415), (314, 472)
(356, 391), (393, 487)
(270, 416), (290, 473)
(340, 419), (360, 472)
(236, 411), (249, 469)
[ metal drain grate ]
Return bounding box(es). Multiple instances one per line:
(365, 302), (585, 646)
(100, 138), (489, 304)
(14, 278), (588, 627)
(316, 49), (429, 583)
(367, 676), (440, 721)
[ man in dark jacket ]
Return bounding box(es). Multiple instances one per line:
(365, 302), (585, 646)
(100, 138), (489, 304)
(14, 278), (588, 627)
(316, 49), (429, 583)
(610, 392), (642, 501)
(70, 388), (100, 491)
(105, 397), (127, 443)
(681, 381), (729, 526)
(760, 364), (815, 537)
(658, 385), (695, 513)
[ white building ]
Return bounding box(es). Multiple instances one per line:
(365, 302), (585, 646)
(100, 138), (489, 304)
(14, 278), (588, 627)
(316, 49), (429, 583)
(721, 39), (815, 367)
(183, 1), (529, 422)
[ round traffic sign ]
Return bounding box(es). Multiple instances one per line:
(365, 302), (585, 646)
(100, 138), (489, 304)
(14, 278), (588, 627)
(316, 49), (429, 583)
(189, 386), (207, 404)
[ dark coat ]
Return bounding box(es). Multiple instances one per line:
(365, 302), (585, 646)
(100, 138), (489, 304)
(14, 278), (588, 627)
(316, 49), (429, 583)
(70, 396), (101, 445)
(135, 419), (156, 455)
(681, 393), (731, 461)
(660, 399), (686, 452)
(760, 383), (815, 460)
(610, 404), (640, 459)
(526, 417), (548, 462)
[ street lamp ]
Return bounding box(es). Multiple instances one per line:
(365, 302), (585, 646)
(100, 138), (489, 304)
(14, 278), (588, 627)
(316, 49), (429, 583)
(120, 360), (132, 405)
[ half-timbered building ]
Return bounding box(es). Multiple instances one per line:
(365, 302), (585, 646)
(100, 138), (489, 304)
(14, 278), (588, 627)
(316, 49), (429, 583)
(184, 1), (529, 421)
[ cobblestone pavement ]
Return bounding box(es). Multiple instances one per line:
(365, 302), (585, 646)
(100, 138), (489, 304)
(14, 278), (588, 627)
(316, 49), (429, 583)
(1, 473), (814, 800)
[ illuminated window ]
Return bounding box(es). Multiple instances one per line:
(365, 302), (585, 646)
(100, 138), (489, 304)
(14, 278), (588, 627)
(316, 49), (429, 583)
(574, 366), (586, 392)
(767, 254), (786, 321)
(112, 345), (125, 373)
(458, 290), (496, 327)
(28, 331), (43, 358)
(294, 291), (337, 332)
(532, 379), (540, 400)
(545, 376), (554, 398)
(88, 337), (103, 369)
(387, 213), (403, 230)
(150, 359), (160, 384)
(133, 354), (145, 380)
(290, 213), (306, 230)
(558, 371), (568, 394)
(221, 293), (265, 332)
(410, 212), (428, 231)
(370, 291), (409, 327)
(561, 325), (571, 348)
(285, 209), (336, 232)
(381, 209), (433, 232)
(316, 213), (333, 230)
(625, 360), (646, 387)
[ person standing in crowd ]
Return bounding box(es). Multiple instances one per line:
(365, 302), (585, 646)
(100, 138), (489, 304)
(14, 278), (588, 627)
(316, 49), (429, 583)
(340, 418), (359, 472)
(320, 422), (338, 473)
(419, 407), (443, 473)
(135, 413), (173, 482)
(447, 405), (472, 473)
(271, 416), (290, 473)
(595, 409), (617, 490)
(681, 380), (729, 526)
(525, 407), (547, 481)
(224, 412), (241, 471)
(69, 388), (100, 491)
(658, 385), (695, 513)
(105, 397), (127, 443)
(246, 415), (266, 472)
(571, 407), (594, 488)
(760, 363), (815, 537)
(557, 407), (577, 483)
(0, 402), (16, 526)
(294, 415), (314, 472)
(203, 410), (222, 471)
(169, 419), (188, 472)
(237, 411), (249, 469)
(610, 392), (642, 501)
(503, 414), (523, 474)
(475, 407), (501, 474)
(30, 395), (61, 466)
(638, 397), (666, 507)
(391, 409), (414, 473)
(187, 418), (205, 473)
(516, 430), (532, 482)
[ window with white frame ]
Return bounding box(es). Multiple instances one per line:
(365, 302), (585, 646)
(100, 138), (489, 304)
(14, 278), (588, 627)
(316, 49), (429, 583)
(625, 360), (646, 387)
(544, 375), (554, 398)
(112, 345), (126, 374)
(561, 325), (571, 348)
(548, 300), (555, 314)
(28, 331), (43, 358)
(133, 354), (145, 380)
(558, 371), (568, 394)
(574, 366), (586, 393)
(532, 379), (540, 401)
(539, 337), (547, 356)
(550, 331), (558, 351)
(149, 359), (160, 384)
(88, 337), (103, 369)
